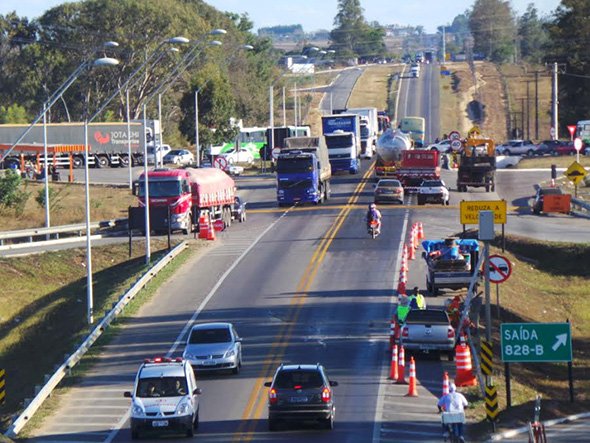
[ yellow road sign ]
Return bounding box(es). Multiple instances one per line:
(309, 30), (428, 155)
(467, 125), (482, 138)
(565, 161), (588, 186)
(460, 200), (507, 224)
(485, 384), (499, 420)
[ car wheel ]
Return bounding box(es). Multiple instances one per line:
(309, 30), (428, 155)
(131, 428), (139, 440)
(186, 424), (194, 438)
(527, 149), (535, 157)
(503, 149), (511, 156)
(323, 413), (334, 430)
(448, 351), (455, 362)
(268, 418), (279, 431)
(232, 360), (241, 375)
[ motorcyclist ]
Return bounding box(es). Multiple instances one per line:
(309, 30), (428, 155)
(437, 383), (468, 442)
(366, 203), (382, 234)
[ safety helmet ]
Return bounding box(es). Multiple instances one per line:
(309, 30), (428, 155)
(370, 203), (377, 209)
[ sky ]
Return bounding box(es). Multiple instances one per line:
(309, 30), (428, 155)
(0, 0), (562, 34)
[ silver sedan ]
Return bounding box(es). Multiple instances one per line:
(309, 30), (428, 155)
(182, 322), (242, 374)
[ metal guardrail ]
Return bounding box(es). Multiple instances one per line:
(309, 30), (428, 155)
(571, 197), (590, 217)
(4, 241), (188, 438)
(0, 218), (127, 245)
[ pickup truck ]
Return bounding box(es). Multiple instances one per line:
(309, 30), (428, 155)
(400, 309), (455, 360)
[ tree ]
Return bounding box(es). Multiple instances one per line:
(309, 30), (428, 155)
(545, 0), (590, 131)
(330, 0), (385, 60)
(0, 104), (29, 123)
(518, 4), (549, 63)
(469, 0), (516, 62)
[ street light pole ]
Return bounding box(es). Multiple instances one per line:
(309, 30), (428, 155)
(42, 104), (50, 235)
(195, 89), (200, 167)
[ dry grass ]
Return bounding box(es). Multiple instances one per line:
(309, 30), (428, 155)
(347, 65), (402, 110)
(0, 181), (135, 230)
(499, 64), (553, 142)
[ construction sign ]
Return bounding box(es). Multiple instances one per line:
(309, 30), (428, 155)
(0, 369), (5, 404)
(565, 161), (587, 186)
(485, 384), (499, 420)
(460, 200), (507, 225)
(467, 126), (482, 138)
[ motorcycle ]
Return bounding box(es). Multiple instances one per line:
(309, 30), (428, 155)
(368, 220), (380, 238)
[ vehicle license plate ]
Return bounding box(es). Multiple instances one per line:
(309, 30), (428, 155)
(290, 396), (308, 403)
(152, 420), (169, 427)
(202, 360), (216, 365)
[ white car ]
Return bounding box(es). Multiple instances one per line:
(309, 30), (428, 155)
(182, 322), (243, 374)
(417, 179), (450, 205)
(124, 357), (201, 439)
(146, 144), (172, 165)
(220, 148), (254, 165)
(496, 140), (539, 156)
(427, 139), (452, 153)
(164, 149), (194, 165)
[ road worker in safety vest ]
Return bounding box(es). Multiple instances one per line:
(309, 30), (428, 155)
(396, 296), (411, 324)
(409, 286), (426, 310)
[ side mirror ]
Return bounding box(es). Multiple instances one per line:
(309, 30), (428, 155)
(329, 380), (338, 387)
(124, 391), (132, 398)
(236, 337), (243, 342)
(263, 381), (272, 387)
(193, 388), (203, 396)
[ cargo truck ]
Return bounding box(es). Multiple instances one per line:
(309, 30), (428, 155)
(347, 107), (379, 159)
(276, 136), (332, 206)
(393, 150), (440, 192)
(0, 121), (154, 168)
(321, 114), (361, 174)
(374, 129), (412, 179)
(134, 167), (236, 234)
(456, 137), (496, 192)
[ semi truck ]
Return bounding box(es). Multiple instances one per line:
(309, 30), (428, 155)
(456, 137), (496, 192)
(134, 167), (236, 234)
(0, 121), (155, 168)
(347, 107), (379, 159)
(393, 150), (440, 192)
(321, 114), (361, 174)
(276, 136), (332, 206)
(374, 128), (412, 179)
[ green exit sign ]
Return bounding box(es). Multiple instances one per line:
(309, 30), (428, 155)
(501, 322), (573, 363)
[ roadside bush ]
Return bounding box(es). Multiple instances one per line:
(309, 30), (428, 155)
(35, 186), (66, 212)
(0, 170), (30, 216)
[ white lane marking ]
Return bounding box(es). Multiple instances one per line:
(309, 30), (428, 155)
(104, 210), (290, 443)
(392, 65), (405, 123)
(371, 209), (410, 443)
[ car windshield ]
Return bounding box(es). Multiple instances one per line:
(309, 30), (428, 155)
(189, 327), (231, 344)
(138, 180), (182, 198)
(167, 150), (183, 156)
(274, 370), (324, 389)
(137, 377), (188, 398)
(378, 180), (401, 187)
(421, 180), (442, 187)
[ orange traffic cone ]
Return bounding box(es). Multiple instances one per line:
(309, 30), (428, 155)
(413, 226), (419, 249)
(442, 371), (450, 396)
(396, 345), (407, 384)
(389, 344), (399, 380)
(418, 222), (424, 240)
(397, 268), (407, 295)
(401, 249), (408, 271)
(405, 356), (418, 397)
(407, 241), (415, 260)
(206, 219), (216, 241)
(454, 336), (477, 387)
(198, 215), (208, 239)
(389, 318), (396, 350)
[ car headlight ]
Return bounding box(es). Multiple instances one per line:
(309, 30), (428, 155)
(225, 349), (236, 358)
(176, 401), (191, 415)
(132, 403), (144, 416)
(183, 352), (192, 360)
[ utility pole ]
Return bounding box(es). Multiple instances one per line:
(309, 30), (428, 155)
(552, 62), (559, 140)
(520, 98), (525, 139)
(534, 71), (539, 140)
(526, 80), (531, 140)
(442, 26), (446, 62)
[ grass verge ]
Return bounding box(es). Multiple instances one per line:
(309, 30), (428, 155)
(347, 64), (403, 110)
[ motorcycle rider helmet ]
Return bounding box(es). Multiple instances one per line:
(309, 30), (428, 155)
(370, 203), (377, 209)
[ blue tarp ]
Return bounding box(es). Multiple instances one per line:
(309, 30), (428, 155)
(422, 239), (480, 253)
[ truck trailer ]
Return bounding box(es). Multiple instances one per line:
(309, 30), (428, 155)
(276, 136), (332, 206)
(347, 107), (379, 159)
(394, 150), (440, 192)
(321, 114), (361, 174)
(0, 121), (154, 169)
(134, 167), (236, 234)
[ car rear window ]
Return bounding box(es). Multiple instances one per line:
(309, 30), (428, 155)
(274, 370), (324, 389)
(189, 327), (231, 344)
(405, 309), (449, 324)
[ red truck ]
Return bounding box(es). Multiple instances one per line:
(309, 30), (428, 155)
(394, 150), (440, 193)
(135, 167), (236, 234)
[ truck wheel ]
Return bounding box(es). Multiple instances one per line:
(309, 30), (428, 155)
(120, 155), (130, 167)
(485, 184), (490, 192)
(491, 183), (496, 192)
(73, 156), (84, 169)
(96, 155), (109, 168)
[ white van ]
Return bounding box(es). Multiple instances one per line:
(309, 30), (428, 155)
(124, 357), (202, 439)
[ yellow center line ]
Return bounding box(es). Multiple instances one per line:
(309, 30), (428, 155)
(233, 165), (374, 441)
